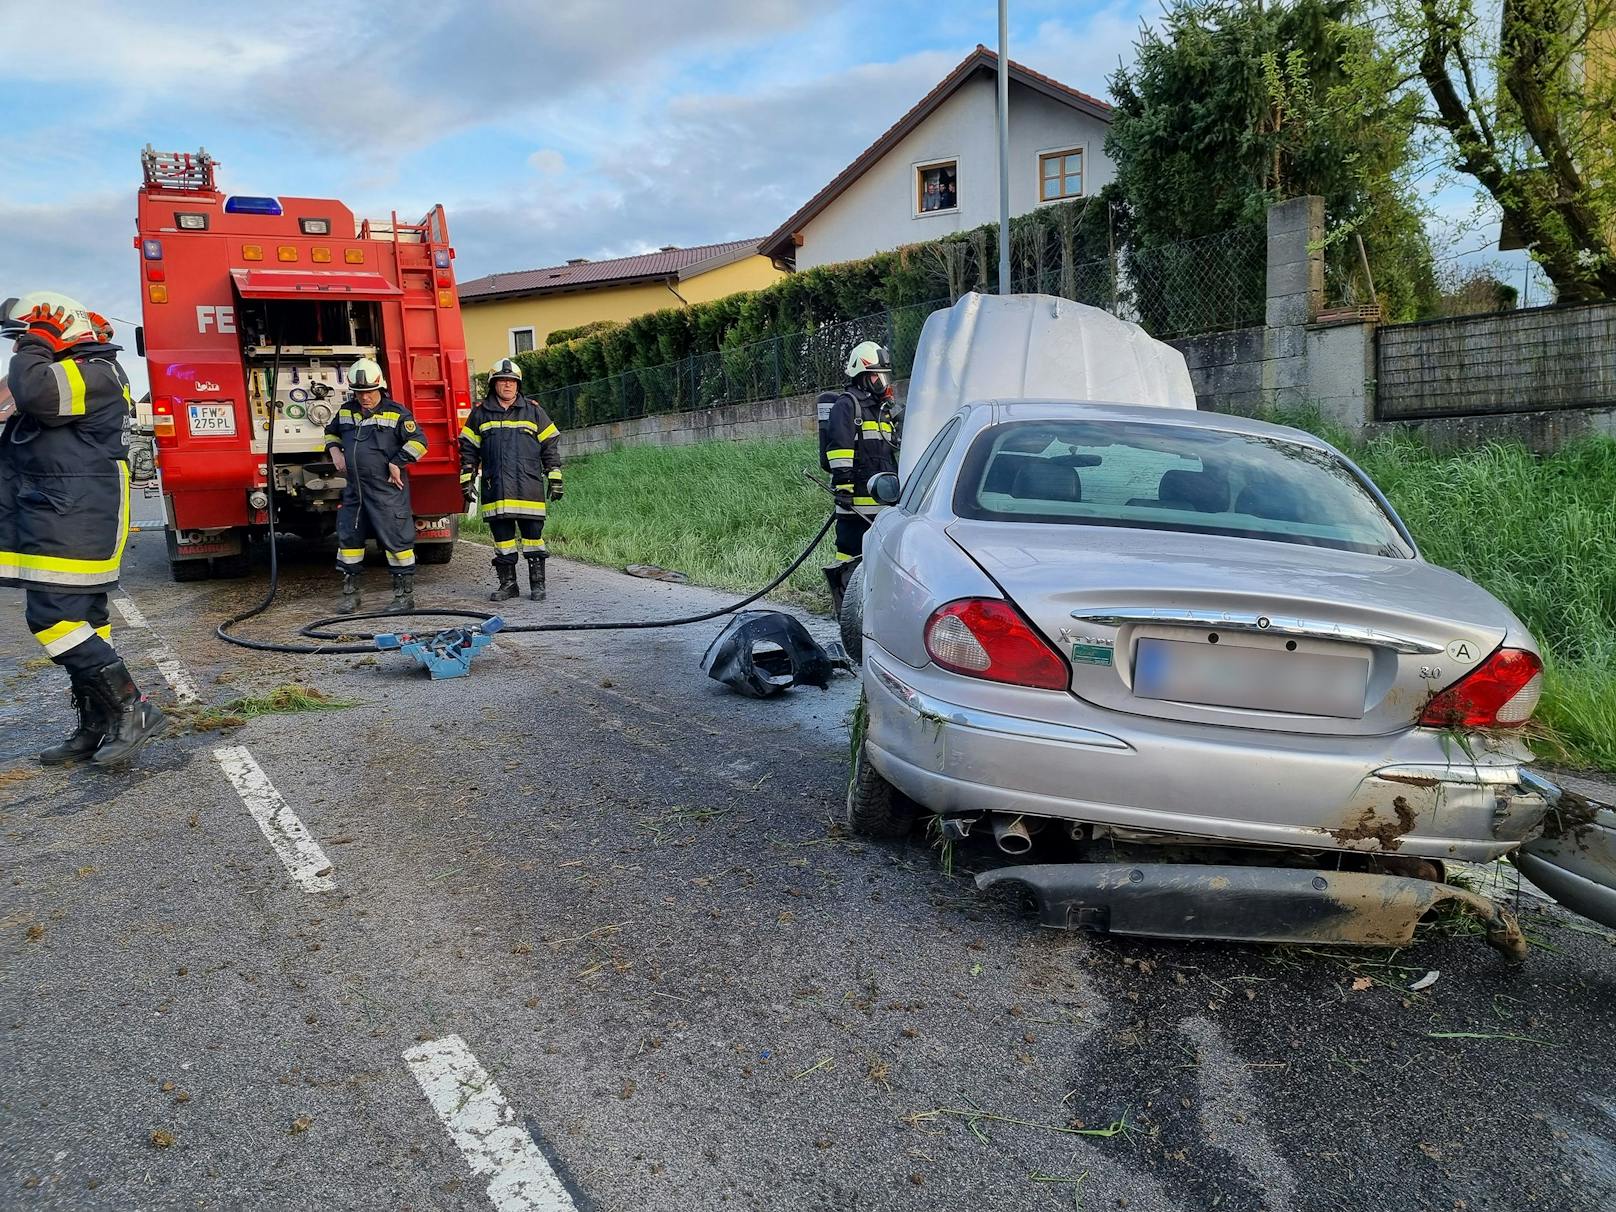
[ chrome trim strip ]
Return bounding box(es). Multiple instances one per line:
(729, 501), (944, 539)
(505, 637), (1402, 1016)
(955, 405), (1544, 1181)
(1069, 608), (1444, 655)
(1370, 762), (1526, 788)
(868, 657), (1132, 751)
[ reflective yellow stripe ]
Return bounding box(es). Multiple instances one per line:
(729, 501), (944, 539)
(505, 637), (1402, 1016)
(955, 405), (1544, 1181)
(0, 463), (128, 585)
(537, 423), (559, 441)
(61, 360), (88, 415)
(482, 498), (547, 513)
(826, 448), (854, 461)
(459, 472), (474, 482)
(33, 620), (95, 656)
(96, 624), (112, 640)
(493, 538), (519, 551)
(853, 496), (877, 506)
(402, 439), (426, 458)
(547, 470), (563, 480)
(859, 421), (892, 433)
(480, 419), (539, 432)
(338, 547), (365, 563)
(459, 426), (481, 445)
(835, 552), (856, 562)
(386, 548), (416, 567)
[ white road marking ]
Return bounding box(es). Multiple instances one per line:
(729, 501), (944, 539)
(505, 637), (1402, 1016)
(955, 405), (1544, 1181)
(113, 594), (200, 704)
(212, 746), (335, 893)
(404, 1034), (576, 1212)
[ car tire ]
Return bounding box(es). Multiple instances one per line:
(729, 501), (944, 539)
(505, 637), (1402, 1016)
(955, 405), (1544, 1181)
(846, 735), (916, 839)
(839, 562), (864, 665)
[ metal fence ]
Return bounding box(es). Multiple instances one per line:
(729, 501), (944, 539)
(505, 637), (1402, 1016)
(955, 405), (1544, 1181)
(535, 226), (1266, 431)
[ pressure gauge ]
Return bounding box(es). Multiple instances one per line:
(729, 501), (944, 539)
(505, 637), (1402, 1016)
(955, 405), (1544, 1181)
(308, 402), (334, 425)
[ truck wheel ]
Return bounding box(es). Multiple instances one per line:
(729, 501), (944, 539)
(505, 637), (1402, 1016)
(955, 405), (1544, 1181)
(169, 559), (209, 583)
(839, 563), (864, 665)
(418, 542), (455, 566)
(846, 735), (917, 840)
(212, 551), (251, 578)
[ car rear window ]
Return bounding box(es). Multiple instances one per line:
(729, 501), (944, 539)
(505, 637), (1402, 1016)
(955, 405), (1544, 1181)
(953, 418), (1412, 556)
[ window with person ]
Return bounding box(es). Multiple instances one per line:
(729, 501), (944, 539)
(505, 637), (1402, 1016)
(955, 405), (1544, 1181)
(917, 163), (958, 213)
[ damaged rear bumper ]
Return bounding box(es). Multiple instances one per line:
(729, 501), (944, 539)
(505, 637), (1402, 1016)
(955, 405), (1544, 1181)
(976, 861), (1527, 959)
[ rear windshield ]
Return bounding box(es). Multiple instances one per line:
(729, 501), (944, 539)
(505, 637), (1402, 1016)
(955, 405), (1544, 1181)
(953, 419), (1412, 557)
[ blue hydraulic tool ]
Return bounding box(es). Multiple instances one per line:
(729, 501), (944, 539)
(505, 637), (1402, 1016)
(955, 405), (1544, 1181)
(374, 616), (506, 679)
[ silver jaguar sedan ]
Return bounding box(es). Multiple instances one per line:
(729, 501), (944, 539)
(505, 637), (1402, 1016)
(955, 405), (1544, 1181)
(844, 399), (1614, 954)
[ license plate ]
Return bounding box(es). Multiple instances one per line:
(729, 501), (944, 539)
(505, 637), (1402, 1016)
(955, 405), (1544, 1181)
(1133, 637), (1368, 719)
(187, 403), (236, 436)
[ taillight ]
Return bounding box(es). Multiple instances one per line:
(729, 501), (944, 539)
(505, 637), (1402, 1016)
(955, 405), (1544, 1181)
(923, 598), (1069, 691)
(1418, 648), (1543, 729)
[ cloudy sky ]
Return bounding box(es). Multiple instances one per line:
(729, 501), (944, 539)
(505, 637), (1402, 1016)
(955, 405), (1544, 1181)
(1, 0), (1532, 394)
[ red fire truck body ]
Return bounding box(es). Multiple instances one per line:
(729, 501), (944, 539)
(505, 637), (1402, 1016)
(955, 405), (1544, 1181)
(134, 148), (470, 579)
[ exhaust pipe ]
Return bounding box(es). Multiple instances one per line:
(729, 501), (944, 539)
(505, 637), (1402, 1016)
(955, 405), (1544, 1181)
(992, 814), (1033, 856)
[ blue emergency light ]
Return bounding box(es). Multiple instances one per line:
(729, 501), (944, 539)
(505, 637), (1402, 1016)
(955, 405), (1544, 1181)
(224, 195), (284, 216)
(142, 239), (163, 260)
(433, 249), (451, 269)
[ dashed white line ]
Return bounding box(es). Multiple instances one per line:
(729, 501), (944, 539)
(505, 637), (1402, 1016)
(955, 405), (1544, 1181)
(212, 746), (335, 893)
(404, 1034), (576, 1212)
(113, 594), (200, 704)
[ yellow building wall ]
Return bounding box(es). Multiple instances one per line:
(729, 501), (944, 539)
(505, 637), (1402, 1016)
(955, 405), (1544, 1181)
(460, 253), (785, 376)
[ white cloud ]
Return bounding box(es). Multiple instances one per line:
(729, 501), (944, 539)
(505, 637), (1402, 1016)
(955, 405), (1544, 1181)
(528, 149), (567, 176)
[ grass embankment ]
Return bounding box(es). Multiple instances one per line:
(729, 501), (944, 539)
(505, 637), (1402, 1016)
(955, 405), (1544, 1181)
(464, 438), (840, 608)
(471, 430), (1616, 770)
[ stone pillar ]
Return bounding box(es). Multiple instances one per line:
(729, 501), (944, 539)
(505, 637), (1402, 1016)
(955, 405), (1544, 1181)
(1262, 196), (1324, 410)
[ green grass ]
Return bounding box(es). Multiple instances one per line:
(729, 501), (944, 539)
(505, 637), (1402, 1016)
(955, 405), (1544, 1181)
(505, 427), (1616, 770)
(469, 437), (840, 609)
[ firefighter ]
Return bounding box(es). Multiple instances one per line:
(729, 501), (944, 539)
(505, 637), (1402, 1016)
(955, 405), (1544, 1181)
(823, 340), (899, 566)
(1, 292), (164, 766)
(323, 358), (427, 614)
(460, 359), (563, 601)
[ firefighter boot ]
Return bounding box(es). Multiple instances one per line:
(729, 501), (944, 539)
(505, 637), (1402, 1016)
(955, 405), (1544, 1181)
(389, 571), (416, 612)
(489, 561), (519, 602)
(86, 659), (165, 767)
(38, 677), (108, 766)
(526, 554), (547, 602)
(338, 571), (362, 615)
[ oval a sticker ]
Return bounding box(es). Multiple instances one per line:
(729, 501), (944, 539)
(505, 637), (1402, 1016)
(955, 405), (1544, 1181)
(1446, 639), (1479, 663)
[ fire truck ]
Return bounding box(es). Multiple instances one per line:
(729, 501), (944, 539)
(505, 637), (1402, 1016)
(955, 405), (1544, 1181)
(133, 146), (471, 580)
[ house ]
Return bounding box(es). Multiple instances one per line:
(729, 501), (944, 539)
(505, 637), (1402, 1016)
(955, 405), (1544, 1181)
(458, 239), (785, 374)
(762, 46), (1114, 270)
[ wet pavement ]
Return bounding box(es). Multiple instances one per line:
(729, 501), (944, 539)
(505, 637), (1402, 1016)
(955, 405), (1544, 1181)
(3, 532), (1615, 1212)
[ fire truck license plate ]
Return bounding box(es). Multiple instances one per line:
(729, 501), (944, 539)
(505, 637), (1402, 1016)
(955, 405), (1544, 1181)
(187, 403), (236, 436)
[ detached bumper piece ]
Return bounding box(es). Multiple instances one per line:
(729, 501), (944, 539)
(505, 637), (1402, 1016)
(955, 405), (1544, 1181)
(976, 862), (1526, 960)
(375, 617), (504, 679)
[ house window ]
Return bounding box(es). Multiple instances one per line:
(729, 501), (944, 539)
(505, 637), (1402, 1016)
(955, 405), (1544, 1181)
(1039, 148), (1084, 202)
(916, 161), (958, 214)
(509, 327), (536, 356)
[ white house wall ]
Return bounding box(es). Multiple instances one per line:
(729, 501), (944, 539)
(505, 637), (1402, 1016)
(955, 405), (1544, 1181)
(796, 75), (1114, 271)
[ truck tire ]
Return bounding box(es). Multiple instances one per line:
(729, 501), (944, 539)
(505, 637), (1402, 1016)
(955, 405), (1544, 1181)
(169, 559), (208, 583)
(417, 516), (458, 564)
(212, 550), (251, 578)
(839, 562), (864, 666)
(846, 735), (917, 840)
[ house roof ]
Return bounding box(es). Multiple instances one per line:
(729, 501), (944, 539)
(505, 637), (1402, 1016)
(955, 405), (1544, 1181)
(459, 238), (766, 303)
(761, 46), (1112, 263)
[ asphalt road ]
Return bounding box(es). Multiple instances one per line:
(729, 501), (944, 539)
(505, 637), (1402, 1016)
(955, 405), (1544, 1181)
(4, 531), (1615, 1212)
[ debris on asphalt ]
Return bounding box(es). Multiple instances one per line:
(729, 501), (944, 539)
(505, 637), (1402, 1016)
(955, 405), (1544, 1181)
(149, 1130), (175, 1149)
(625, 564), (688, 583)
(1409, 970), (1441, 991)
(289, 1116), (313, 1134)
(702, 611), (832, 698)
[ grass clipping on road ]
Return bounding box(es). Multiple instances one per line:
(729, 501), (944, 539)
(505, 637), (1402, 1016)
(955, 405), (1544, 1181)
(489, 430), (1616, 770)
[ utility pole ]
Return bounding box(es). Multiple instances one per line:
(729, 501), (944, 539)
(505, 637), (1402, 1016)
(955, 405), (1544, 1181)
(997, 0), (1011, 295)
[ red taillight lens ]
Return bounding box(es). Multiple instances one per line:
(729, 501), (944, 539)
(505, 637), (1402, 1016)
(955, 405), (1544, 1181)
(1418, 648), (1543, 729)
(924, 598), (1069, 691)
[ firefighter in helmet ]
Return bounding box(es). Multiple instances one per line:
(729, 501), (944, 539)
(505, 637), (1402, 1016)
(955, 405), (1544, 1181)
(1, 291), (164, 766)
(323, 357), (427, 614)
(823, 340), (899, 566)
(459, 359), (563, 601)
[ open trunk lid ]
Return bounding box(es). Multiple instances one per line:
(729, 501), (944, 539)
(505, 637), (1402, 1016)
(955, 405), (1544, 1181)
(947, 521), (1521, 737)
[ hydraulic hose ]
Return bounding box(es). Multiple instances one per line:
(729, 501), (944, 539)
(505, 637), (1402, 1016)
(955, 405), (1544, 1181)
(213, 402), (838, 656)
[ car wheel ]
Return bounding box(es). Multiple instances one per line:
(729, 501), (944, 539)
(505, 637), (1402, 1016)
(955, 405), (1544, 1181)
(846, 734), (916, 839)
(839, 562), (864, 665)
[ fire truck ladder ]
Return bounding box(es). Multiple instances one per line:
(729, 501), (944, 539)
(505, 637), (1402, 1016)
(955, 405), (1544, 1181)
(141, 145), (217, 192)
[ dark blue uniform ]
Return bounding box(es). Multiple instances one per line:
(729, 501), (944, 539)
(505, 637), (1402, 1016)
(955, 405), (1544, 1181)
(323, 395), (426, 571)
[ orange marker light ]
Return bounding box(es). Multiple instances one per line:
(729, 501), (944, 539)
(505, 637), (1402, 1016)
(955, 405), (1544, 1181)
(344, 248), (364, 264)
(311, 247), (332, 263)
(242, 244), (263, 261)
(277, 245), (297, 262)
(148, 284), (169, 303)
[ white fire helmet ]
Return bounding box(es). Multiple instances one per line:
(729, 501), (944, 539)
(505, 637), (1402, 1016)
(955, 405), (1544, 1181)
(348, 357), (387, 392)
(488, 358), (522, 383)
(844, 340), (892, 380)
(0, 291), (99, 352)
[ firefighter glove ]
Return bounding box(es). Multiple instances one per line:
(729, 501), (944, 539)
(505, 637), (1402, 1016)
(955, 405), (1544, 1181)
(24, 303), (71, 342)
(462, 480), (477, 506)
(548, 479), (564, 503)
(834, 488), (854, 511)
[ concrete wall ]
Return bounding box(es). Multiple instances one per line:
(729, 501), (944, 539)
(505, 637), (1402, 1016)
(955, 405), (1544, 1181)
(564, 392), (819, 458)
(797, 76), (1115, 270)
(1377, 301), (1616, 420)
